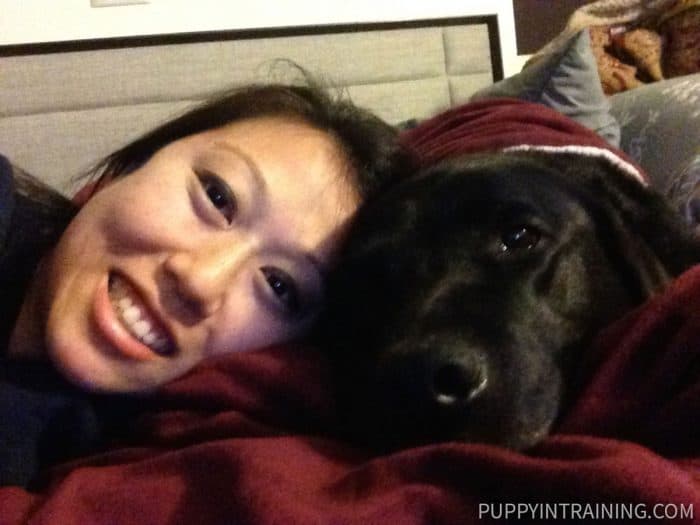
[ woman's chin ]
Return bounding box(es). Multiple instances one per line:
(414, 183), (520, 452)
(45, 330), (139, 393)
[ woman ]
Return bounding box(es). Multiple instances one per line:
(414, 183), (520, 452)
(0, 80), (411, 486)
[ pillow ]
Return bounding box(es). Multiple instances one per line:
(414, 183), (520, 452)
(662, 147), (700, 234)
(609, 72), (700, 219)
(469, 29), (621, 147)
(676, 153), (700, 232)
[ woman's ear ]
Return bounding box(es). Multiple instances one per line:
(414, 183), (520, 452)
(71, 181), (98, 206)
(71, 175), (114, 206)
(72, 155), (149, 206)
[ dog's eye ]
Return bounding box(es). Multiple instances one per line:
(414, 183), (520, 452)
(500, 225), (541, 252)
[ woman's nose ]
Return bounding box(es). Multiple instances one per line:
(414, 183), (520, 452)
(161, 246), (245, 320)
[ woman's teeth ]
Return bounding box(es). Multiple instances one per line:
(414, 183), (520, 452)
(109, 274), (173, 355)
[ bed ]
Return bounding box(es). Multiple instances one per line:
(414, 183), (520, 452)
(1, 8), (699, 525)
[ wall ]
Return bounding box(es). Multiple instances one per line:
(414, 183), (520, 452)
(513, 0), (589, 54)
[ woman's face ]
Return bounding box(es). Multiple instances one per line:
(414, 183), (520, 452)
(28, 116), (360, 392)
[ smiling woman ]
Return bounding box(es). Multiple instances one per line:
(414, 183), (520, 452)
(13, 118), (361, 393)
(0, 78), (411, 486)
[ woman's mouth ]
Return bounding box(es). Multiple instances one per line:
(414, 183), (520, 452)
(105, 273), (175, 357)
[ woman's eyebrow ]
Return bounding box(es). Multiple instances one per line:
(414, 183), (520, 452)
(212, 141), (267, 195)
(213, 140), (325, 279)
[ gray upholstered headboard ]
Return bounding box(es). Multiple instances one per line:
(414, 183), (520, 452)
(0, 18), (498, 194)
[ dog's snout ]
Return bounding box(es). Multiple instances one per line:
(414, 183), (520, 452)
(432, 359), (487, 406)
(378, 343), (488, 413)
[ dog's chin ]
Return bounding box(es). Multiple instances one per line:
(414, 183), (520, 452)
(472, 423), (555, 451)
(336, 391), (561, 453)
(340, 417), (555, 453)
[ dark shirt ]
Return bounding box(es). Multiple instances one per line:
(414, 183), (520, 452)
(0, 156), (74, 349)
(0, 157), (132, 489)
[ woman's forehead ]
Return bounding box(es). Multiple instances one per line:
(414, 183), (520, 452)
(202, 115), (329, 144)
(200, 117), (359, 201)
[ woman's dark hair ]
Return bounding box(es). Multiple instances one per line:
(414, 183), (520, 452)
(87, 77), (412, 200)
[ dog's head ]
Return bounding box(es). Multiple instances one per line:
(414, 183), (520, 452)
(318, 152), (700, 451)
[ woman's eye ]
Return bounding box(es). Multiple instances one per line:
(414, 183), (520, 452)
(197, 172), (237, 224)
(260, 266), (302, 317)
(500, 225), (541, 253)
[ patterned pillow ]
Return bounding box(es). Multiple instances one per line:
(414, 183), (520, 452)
(609, 72), (700, 225)
(469, 29), (621, 147)
(671, 151), (700, 231)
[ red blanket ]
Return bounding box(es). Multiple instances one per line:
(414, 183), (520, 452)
(2, 100), (699, 524)
(1, 265), (699, 524)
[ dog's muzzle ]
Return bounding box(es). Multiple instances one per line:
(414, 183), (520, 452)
(332, 327), (563, 451)
(377, 338), (489, 410)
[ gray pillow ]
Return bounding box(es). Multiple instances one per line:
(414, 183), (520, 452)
(609, 72), (700, 224)
(470, 29), (621, 147)
(676, 154), (700, 231)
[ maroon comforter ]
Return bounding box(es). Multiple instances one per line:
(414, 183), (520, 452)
(1, 100), (698, 524)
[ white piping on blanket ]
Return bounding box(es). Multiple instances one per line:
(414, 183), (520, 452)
(503, 144), (648, 186)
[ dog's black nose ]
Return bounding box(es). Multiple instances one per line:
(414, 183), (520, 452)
(377, 348), (488, 411)
(431, 358), (488, 406)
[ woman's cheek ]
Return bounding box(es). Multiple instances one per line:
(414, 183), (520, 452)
(94, 188), (192, 250)
(206, 282), (275, 356)
(221, 297), (305, 356)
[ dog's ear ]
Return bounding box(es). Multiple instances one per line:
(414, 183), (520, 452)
(603, 208), (677, 299)
(565, 156), (700, 300)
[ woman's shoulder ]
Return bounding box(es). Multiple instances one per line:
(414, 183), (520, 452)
(0, 155), (76, 351)
(0, 155), (17, 247)
(1, 154), (76, 221)
(8, 158), (76, 218)
(0, 155), (76, 247)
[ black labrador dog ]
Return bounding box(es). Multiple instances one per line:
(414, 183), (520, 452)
(318, 152), (700, 451)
